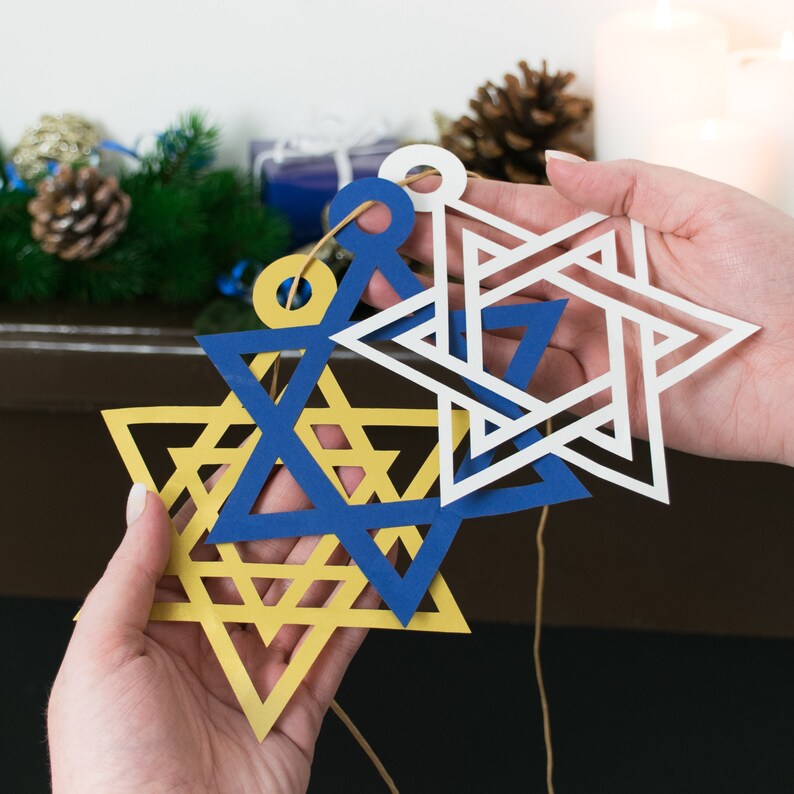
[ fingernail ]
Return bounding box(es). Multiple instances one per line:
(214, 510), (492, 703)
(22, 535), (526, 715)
(126, 483), (148, 526)
(545, 150), (587, 164)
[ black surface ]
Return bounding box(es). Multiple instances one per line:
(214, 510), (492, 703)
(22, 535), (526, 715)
(313, 624), (794, 793)
(3, 597), (793, 793)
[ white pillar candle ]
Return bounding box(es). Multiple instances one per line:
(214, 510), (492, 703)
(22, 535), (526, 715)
(649, 118), (783, 205)
(726, 33), (794, 215)
(595, 1), (729, 162)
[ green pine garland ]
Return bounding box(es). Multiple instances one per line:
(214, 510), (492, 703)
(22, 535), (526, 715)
(0, 111), (290, 305)
(0, 191), (63, 300)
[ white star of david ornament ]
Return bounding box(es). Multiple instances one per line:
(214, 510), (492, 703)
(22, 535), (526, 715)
(332, 145), (760, 505)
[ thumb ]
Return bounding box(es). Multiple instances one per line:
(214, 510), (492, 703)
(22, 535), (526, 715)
(76, 484), (172, 645)
(546, 154), (733, 238)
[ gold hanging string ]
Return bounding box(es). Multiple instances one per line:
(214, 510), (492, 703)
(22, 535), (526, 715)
(534, 417), (555, 794)
(268, 167), (482, 399)
(267, 167), (448, 793)
(263, 167), (562, 793)
(330, 698), (400, 794)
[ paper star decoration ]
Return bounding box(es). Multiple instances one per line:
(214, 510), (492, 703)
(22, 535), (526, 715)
(102, 354), (470, 742)
(98, 209), (586, 738)
(98, 144), (758, 741)
(333, 144), (761, 504)
(201, 177), (588, 626)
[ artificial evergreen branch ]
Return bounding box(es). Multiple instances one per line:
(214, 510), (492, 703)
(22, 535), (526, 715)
(0, 190), (29, 226)
(141, 111), (221, 184)
(0, 110), (291, 306)
(0, 229), (62, 301)
(63, 240), (151, 303)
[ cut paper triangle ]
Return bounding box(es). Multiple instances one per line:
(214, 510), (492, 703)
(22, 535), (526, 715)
(450, 300), (567, 460)
(196, 339), (474, 624)
(94, 145), (762, 748)
(335, 160), (758, 505)
(333, 292), (604, 502)
(201, 320), (585, 622)
(103, 399), (471, 741)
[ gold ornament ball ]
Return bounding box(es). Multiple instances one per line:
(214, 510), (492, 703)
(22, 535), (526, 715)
(12, 113), (101, 182)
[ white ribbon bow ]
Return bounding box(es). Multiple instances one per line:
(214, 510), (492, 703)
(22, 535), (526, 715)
(253, 116), (391, 194)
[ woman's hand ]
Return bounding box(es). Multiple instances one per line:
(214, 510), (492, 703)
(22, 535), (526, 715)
(364, 157), (794, 466)
(48, 450), (370, 794)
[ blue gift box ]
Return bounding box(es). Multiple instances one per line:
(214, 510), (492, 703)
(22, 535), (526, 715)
(251, 136), (398, 247)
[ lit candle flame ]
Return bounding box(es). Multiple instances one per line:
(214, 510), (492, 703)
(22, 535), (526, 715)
(700, 120), (718, 142)
(780, 30), (794, 61)
(654, 0), (673, 30)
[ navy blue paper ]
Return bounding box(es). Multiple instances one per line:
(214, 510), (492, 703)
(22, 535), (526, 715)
(201, 176), (588, 625)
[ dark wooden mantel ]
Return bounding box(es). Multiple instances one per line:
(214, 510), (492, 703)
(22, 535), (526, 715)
(1, 301), (791, 638)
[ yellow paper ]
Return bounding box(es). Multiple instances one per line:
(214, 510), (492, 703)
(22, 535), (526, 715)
(103, 359), (469, 742)
(98, 256), (471, 740)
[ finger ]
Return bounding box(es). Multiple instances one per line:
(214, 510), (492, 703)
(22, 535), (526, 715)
(359, 177), (581, 238)
(459, 178), (583, 230)
(256, 535), (352, 665)
(296, 579), (381, 709)
(170, 463), (231, 565)
(258, 432), (367, 648)
(208, 425), (365, 607)
(172, 461), (230, 533)
(272, 560), (386, 747)
(75, 485), (172, 651)
(358, 179), (575, 282)
(362, 267), (430, 308)
(400, 207), (570, 275)
(219, 438), (326, 597)
(202, 465), (308, 607)
(242, 424), (361, 566)
(546, 157), (744, 238)
(363, 269), (598, 367)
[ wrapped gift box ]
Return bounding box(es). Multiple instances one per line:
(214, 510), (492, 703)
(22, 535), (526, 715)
(251, 136), (398, 247)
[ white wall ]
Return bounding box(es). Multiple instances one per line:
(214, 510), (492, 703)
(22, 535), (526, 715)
(1, 0), (790, 168)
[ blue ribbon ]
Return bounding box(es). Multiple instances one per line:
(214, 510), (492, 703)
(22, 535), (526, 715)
(277, 276), (312, 309)
(0, 160), (61, 192)
(216, 259), (313, 307)
(216, 259), (262, 302)
(99, 139), (141, 159)
(2, 163), (31, 192)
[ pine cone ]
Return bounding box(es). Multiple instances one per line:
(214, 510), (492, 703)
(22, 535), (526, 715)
(441, 61), (593, 184)
(28, 165), (131, 261)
